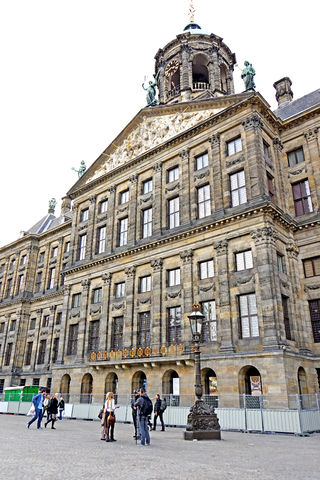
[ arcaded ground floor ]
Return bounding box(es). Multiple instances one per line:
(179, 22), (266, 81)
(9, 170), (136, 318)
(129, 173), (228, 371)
(0, 415), (319, 480)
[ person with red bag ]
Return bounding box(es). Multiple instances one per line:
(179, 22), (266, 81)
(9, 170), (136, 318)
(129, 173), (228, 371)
(104, 392), (119, 442)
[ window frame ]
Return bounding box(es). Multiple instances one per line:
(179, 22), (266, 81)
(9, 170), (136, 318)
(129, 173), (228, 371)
(115, 282), (125, 299)
(78, 234), (87, 260)
(142, 178), (153, 195)
(167, 166), (179, 183)
(227, 136), (242, 156)
(139, 275), (151, 293)
(119, 217), (128, 247)
(292, 179), (313, 216)
(199, 260), (215, 280)
(230, 170), (247, 207)
(80, 208), (89, 222)
(287, 147), (305, 167)
(197, 184), (211, 219)
(168, 196), (180, 229)
(119, 189), (130, 205)
(195, 152), (209, 171)
(167, 268), (181, 287)
(142, 207), (152, 239)
(97, 225), (107, 254)
(235, 250), (253, 271)
(303, 256), (320, 278)
(239, 293), (259, 338)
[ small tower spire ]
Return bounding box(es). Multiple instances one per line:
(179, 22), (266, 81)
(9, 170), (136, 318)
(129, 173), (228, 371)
(189, 0), (195, 22)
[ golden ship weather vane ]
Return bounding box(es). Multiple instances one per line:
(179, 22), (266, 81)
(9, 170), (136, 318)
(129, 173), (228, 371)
(189, 0), (195, 22)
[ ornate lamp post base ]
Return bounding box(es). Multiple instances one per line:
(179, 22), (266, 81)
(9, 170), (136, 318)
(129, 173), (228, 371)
(184, 399), (221, 441)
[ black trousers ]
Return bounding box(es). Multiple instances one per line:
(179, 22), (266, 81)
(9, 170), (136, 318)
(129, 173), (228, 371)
(153, 411), (165, 430)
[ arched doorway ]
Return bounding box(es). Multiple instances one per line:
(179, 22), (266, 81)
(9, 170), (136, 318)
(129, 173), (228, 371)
(162, 370), (180, 406)
(60, 374), (71, 403)
(201, 368), (218, 407)
(105, 372), (118, 403)
(132, 371), (146, 393)
(239, 366), (262, 408)
(80, 373), (93, 404)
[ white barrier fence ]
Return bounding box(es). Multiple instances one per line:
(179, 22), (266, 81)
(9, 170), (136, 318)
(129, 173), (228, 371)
(1, 400), (320, 435)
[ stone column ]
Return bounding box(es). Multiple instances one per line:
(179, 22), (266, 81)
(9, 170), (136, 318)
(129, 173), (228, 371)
(273, 138), (287, 212)
(180, 250), (193, 344)
(180, 44), (192, 101)
(304, 127), (320, 207)
(124, 266), (136, 347)
(106, 185), (116, 254)
(11, 308), (29, 374)
(86, 195), (97, 259)
(100, 272), (112, 352)
(209, 134), (224, 216)
(250, 227), (280, 349)
(212, 49), (221, 91)
(128, 175), (138, 246)
(46, 305), (56, 366)
(242, 113), (266, 201)
(76, 279), (91, 362)
(153, 163), (163, 236)
(180, 148), (191, 226)
(214, 240), (234, 352)
(68, 204), (79, 266)
(56, 285), (71, 364)
(151, 258), (163, 346)
(32, 309), (43, 370)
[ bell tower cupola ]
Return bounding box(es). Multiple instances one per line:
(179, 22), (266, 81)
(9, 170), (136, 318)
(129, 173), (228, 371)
(155, 5), (236, 104)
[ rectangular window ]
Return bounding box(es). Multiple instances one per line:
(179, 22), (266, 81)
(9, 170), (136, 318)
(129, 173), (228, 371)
(52, 337), (59, 363)
(0, 379), (4, 394)
(111, 316), (124, 350)
(51, 246), (58, 258)
(198, 184), (211, 218)
(56, 312), (62, 325)
(64, 241), (70, 253)
(309, 300), (320, 343)
(19, 378), (26, 387)
(120, 189), (129, 204)
(168, 166), (179, 183)
(201, 300), (217, 342)
(17, 274), (24, 294)
(78, 234), (87, 260)
(0, 264), (4, 275)
(236, 250), (253, 271)
(29, 318), (36, 330)
(0, 322), (5, 334)
(196, 152), (209, 170)
(168, 268), (181, 287)
(139, 275), (151, 293)
(239, 294), (259, 338)
(99, 199), (108, 214)
(97, 226), (107, 254)
(67, 324), (79, 355)
(35, 271), (42, 293)
(119, 217), (128, 246)
(277, 253), (285, 273)
(287, 147), (305, 167)
(4, 343), (13, 366)
(142, 179), (153, 194)
(32, 378), (40, 386)
(10, 259), (16, 271)
(199, 260), (214, 279)
(20, 255), (27, 266)
(142, 208), (152, 238)
(37, 340), (46, 364)
(92, 287), (102, 304)
(48, 267), (56, 289)
(282, 296), (292, 340)
(168, 197), (180, 229)
(292, 180), (313, 216)
(72, 293), (81, 308)
(227, 136), (242, 156)
(267, 174), (275, 201)
(263, 141), (271, 162)
(38, 252), (45, 264)
(80, 208), (89, 222)
(42, 315), (49, 328)
(167, 306), (181, 344)
(10, 320), (16, 332)
(25, 342), (33, 365)
(88, 320), (100, 352)
(230, 170), (247, 207)
(303, 257), (320, 278)
(6, 278), (12, 298)
(115, 282), (125, 298)
(137, 312), (151, 348)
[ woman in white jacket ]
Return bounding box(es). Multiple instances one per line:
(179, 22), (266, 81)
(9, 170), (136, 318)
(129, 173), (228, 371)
(104, 392), (119, 442)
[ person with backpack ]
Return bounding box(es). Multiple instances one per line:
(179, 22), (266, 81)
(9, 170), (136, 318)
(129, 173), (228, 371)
(134, 387), (152, 446)
(153, 394), (166, 431)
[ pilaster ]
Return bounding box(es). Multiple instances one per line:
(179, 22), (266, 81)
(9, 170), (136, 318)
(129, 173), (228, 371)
(179, 149), (191, 225)
(76, 279), (91, 362)
(124, 266), (136, 347)
(153, 163), (163, 236)
(106, 185), (116, 253)
(180, 249), (193, 343)
(128, 175), (138, 246)
(56, 285), (71, 364)
(242, 113), (266, 200)
(209, 134), (224, 215)
(100, 272), (112, 352)
(151, 258), (163, 346)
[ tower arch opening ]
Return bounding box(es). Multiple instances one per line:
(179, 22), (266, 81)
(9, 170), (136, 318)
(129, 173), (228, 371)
(192, 54), (209, 90)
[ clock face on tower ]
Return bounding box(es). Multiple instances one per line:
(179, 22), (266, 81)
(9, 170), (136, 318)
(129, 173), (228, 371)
(165, 59), (179, 77)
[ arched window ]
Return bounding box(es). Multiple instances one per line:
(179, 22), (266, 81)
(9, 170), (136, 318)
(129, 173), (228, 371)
(162, 369), (180, 406)
(105, 372), (118, 402)
(80, 373), (93, 404)
(239, 365), (262, 408)
(192, 54), (209, 90)
(201, 368), (218, 407)
(132, 370), (147, 393)
(60, 374), (71, 403)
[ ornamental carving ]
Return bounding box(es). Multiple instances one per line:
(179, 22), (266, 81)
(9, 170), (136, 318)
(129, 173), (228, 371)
(209, 133), (220, 147)
(112, 302), (124, 311)
(78, 224), (88, 232)
(140, 195), (153, 205)
(194, 170), (210, 181)
(242, 113), (263, 130)
(185, 400), (221, 432)
(153, 162), (162, 172)
(137, 297), (151, 306)
(250, 227), (274, 245)
(63, 285), (72, 294)
(165, 183), (180, 194)
(69, 308), (80, 318)
(151, 258), (163, 271)
(273, 137), (283, 151)
(81, 279), (91, 289)
(213, 240), (228, 255)
(198, 284), (215, 293)
(179, 148), (190, 160)
(226, 155), (245, 169)
(166, 290), (181, 300)
(129, 174), (138, 184)
(180, 249), (193, 263)
(125, 266), (136, 277)
(288, 167), (306, 177)
(108, 185), (116, 194)
(304, 284), (320, 292)
(102, 272), (112, 285)
(286, 243), (299, 258)
(85, 110), (215, 183)
(117, 206), (129, 215)
(304, 127), (319, 142)
(90, 305), (102, 315)
(90, 195), (97, 204)
(234, 274), (255, 286)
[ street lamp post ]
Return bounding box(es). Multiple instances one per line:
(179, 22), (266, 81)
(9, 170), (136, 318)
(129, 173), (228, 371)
(184, 304), (221, 440)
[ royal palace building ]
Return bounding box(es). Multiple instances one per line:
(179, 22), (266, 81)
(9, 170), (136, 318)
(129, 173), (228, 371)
(1, 19), (320, 408)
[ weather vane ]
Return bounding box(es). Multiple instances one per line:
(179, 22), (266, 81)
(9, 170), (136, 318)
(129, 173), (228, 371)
(189, 0), (195, 22)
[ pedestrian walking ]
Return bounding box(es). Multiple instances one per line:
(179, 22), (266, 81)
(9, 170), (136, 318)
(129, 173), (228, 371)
(153, 394), (166, 431)
(45, 393), (59, 429)
(104, 392), (119, 442)
(26, 389), (46, 430)
(43, 394), (51, 420)
(134, 387), (153, 446)
(58, 396), (65, 420)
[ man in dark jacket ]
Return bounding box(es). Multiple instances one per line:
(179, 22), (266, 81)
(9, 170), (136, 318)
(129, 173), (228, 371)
(45, 393), (59, 429)
(58, 396), (65, 420)
(131, 390), (140, 439)
(134, 387), (151, 446)
(153, 394), (165, 431)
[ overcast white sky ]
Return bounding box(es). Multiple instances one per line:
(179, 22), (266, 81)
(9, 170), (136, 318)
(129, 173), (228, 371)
(0, 0), (319, 248)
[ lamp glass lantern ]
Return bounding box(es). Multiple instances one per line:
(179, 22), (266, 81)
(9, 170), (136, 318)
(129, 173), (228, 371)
(188, 307), (205, 338)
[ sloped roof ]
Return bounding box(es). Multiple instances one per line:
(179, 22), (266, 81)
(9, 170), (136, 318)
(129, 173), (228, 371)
(273, 89), (320, 120)
(25, 211), (73, 236)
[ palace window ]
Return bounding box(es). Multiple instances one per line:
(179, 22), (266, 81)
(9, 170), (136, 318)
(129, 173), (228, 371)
(35, 271), (42, 293)
(167, 306), (182, 344)
(37, 340), (46, 364)
(97, 226), (107, 254)
(25, 342), (33, 366)
(196, 152), (209, 170)
(120, 189), (129, 205)
(115, 282), (125, 299)
(303, 257), (320, 277)
(282, 296), (292, 340)
(78, 234), (87, 260)
(17, 274), (24, 294)
(72, 293), (81, 308)
(10, 320), (16, 332)
(64, 241), (70, 253)
(92, 287), (102, 304)
(239, 293), (259, 338)
(88, 320), (100, 352)
(292, 179), (313, 216)
(168, 166), (179, 183)
(80, 208), (89, 222)
(29, 318), (36, 330)
(52, 337), (59, 363)
(230, 170), (247, 207)
(20, 255), (27, 266)
(199, 260), (214, 279)
(38, 252), (45, 264)
(201, 300), (217, 342)
(267, 173), (275, 201)
(51, 246), (58, 258)
(119, 217), (128, 246)
(137, 312), (151, 348)
(167, 268), (181, 287)
(10, 259), (16, 271)
(277, 253), (285, 273)
(197, 184), (211, 218)
(309, 299), (320, 343)
(263, 141), (271, 162)
(42, 315), (49, 328)
(236, 250), (253, 271)
(48, 267), (55, 289)
(4, 343), (13, 366)
(111, 316), (124, 350)
(0, 322), (5, 333)
(6, 278), (12, 298)
(168, 197), (180, 229)
(56, 312), (62, 325)
(139, 275), (151, 293)
(67, 324), (79, 355)
(142, 208), (152, 239)
(287, 147), (305, 167)
(227, 136), (242, 156)
(99, 199), (108, 214)
(142, 179), (153, 194)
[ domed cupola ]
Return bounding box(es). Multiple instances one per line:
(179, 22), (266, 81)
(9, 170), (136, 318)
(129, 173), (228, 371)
(155, 12), (236, 105)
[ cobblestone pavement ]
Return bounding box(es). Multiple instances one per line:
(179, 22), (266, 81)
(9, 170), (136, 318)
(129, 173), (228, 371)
(0, 415), (319, 480)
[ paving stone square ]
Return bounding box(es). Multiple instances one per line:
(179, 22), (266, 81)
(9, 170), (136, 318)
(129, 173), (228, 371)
(0, 415), (319, 480)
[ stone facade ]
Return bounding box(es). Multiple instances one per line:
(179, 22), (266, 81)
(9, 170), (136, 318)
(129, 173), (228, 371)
(0, 23), (320, 408)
